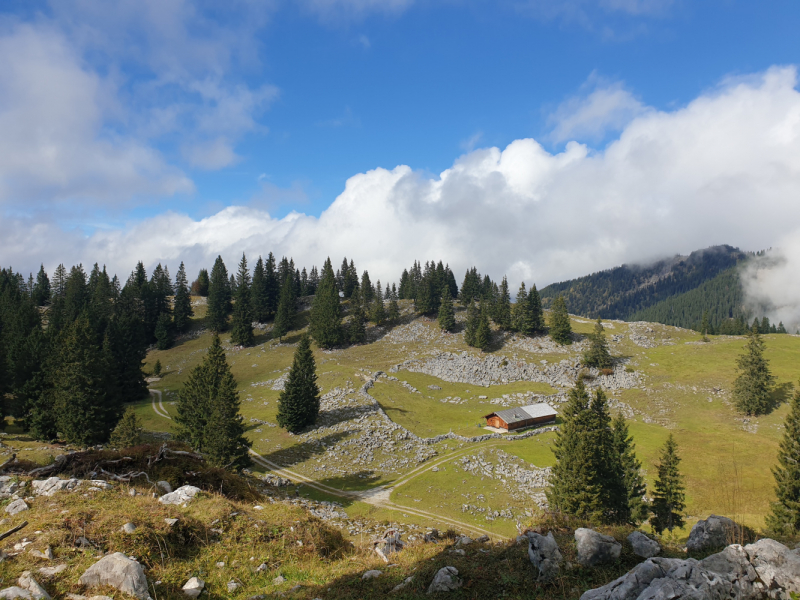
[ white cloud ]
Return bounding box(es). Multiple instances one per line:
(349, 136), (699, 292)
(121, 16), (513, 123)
(741, 234), (800, 333)
(548, 77), (648, 143)
(6, 66), (800, 326)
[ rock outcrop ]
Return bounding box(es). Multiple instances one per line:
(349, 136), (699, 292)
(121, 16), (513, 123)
(627, 531), (661, 559)
(31, 478), (112, 497)
(79, 553), (151, 600)
(581, 538), (800, 600)
(575, 528), (622, 567)
(158, 485), (201, 506)
(526, 531), (563, 582)
(685, 514), (739, 552)
(427, 567), (462, 594)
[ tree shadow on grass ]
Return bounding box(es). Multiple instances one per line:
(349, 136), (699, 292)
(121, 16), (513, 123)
(766, 381), (795, 414)
(256, 431), (350, 470)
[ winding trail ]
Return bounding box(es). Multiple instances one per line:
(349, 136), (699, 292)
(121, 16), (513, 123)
(148, 388), (508, 540)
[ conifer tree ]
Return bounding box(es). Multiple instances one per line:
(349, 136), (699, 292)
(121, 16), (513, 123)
(361, 271), (374, 304)
(371, 283), (386, 326)
(464, 300), (479, 347)
(251, 256), (269, 323)
(437, 287), (456, 332)
(277, 335), (320, 433)
(273, 274), (297, 342)
(528, 284), (545, 334)
(650, 434), (686, 535)
(264, 253), (280, 317)
(474, 306), (491, 351)
(230, 254), (255, 347)
(586, 389), (628, 523)
(153, 359), (162, 377)
(348, 290), (367, 344)
(612, 412), (649, 524)
(512, 282), (531, 334)
(32, 265), (50, 307)
(495, 276), (512, 330)
(309, 258), (343, 349)
(173, 262), (194, 333)
(701, 310), (711, 341)
(207, 256), (231, 332)
(549, 295), (572, 345)
(767, 385), (800, 535)
(109, 407), (143, 448)
(387, 287), (401, 324)
(583, 319), (612, 369)
(733, 325), (775, 415)
(203, 369), (251, 469)
(154, 312), (173, 350)
(192, 268), (209, 296)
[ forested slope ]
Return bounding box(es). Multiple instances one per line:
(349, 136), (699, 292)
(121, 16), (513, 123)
(539, 245), (747, 320)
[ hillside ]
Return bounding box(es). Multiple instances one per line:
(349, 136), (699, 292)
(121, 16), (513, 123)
(539, 245), (747, 320)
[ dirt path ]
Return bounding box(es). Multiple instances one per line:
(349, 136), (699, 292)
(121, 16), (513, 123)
(149, 389), (171, 420)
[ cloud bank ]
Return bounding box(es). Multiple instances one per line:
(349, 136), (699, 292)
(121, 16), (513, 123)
(3, 66), (800, 331)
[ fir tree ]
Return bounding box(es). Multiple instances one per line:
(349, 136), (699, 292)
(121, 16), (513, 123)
(732, 325), (775, 415)
(650, 434), (686, 535)
(230, 254), (255, 347)
(348, 290), (367, 344)
(154, 312), (173, 350)
(586, 389), (628, 524)
(173, 262), (193, 333)
(528, 284), (545, 334)
(309, 258), (343, 349)
(766, 385), (800, 535)
(264, 253), (280, 318)
(474, 306), (491, 351)
(32, 265), (50, 307)
(387, 287), (401, 324)
(494, 276), (512, 330)
(612, 412), (649, 524)
(512, 282), (531, 334)
(251, 256), (269, 323)
(153, 359), (162, 377)
(361, 271), (374, 304)
(207, 256), (231, 332)
(192, 268), (210, 296)
(276, 335), (320, 433)
(273, 274), (297, 342)
(109, 407), (143, 448)
(583, 319), (612, 369)
(371, 283), (386, 326)
(549, 295), (572, 345)
(701, 310), (711, 341)
(464, 300), (479, 347)
(437, 287), (456, 332)
(203, 368), (251, 469)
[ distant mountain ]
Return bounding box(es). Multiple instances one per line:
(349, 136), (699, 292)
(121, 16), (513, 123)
(539, 245), (748, 322)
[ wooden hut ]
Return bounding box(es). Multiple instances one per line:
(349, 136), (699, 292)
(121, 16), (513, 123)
(483, 403), (557, 432)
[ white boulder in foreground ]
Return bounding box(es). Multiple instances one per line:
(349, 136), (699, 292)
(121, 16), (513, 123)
(158, 485), (201, 506)
(78, 553), (151, 600)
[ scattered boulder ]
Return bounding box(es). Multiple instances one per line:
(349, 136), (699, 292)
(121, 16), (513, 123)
(475, 535), (490, 543)
(575, 528), (621, 567)
(157, 485), (201, 506)
(526, 531), (563, 582)
(273, 575), (286, 585)
(362, 570), (382, 580)
(627, 531), (660, 559)
(121, 523), (137, 534)
(226, 581), (240, 593)
(31, 478), (111, 497)
(391, 576), (414, 593)
(0, 477), (21, 498)
(423, 530), (439, 543)
(181, 577), (204, 598)
(0, 587), (34, 599)
(581, 537), (800, 600)
(28, 547), (54, 561)
(164, 518), (178, 527)
(78, 552), (151, 600)
(37, 565), (66, 577)
(16, 573), (49, 600)
(5, 499), (29, 516)
(427, 566), (462, 594)
(156, 481), (172, 494)
(686, 514), (739, 552)
(454, 535), (473, 547)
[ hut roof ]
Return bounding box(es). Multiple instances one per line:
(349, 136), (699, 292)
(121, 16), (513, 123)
(484, 403), (558, 424)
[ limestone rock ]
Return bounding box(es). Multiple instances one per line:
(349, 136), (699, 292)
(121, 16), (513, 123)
(581, 557), (685, 600)
(575, 528), (621, 567)
(157, 485), (201, 506)
(745, 538), (800, 595)
(16, 573), (49, 600)
(37, 565), (66, 577)
(391, 576), (414, 593)
(273, 575), (286, 585)
(121, 523), (137, 534)
(181, 577), (204, 598)
(362, 570), (382, 580)
(0, 587), (34, 599)
(0, 477), (20, 498)
(454, 535), (473, 547)
(79, 552), (151, 600)
(526, 531), (563, 582)
(31, 478), (111, 497)
(627, 531), (660, 559)
(426, 566), (462, 594)
(685, 515), (738, 552)
(164, 518), (178, 527)
(226, 581), (240, 593)
(475, 535), (490, 543)
(5, 499), (29, 516)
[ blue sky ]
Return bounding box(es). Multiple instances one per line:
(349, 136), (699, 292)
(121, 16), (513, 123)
(2, 0), (800, 310)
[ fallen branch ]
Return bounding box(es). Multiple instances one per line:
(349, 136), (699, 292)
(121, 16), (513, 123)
(98, 468), (152, 483)
(0, 521), (28, 542)
(147, 443), (203, 467)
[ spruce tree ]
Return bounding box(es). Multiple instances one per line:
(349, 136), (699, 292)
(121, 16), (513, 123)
(154, 312), (173, 350)
(193, 268), (210, 296)
(766, 385), (800, 535)
(273, 274), (297, 342)
(528, 283), (545, 334)
(437, 287), (456, 332)
(264, 253), (280, 317)
(583, 319), (612, 369)
(494, 276), (512, 330)
(109, 407), (143, 448)
(387, 287), (401, 324)
(512, 282), (530, 334)
(474, 306), (491, 351)
(32, 265), (50, 307)
(650, 434), (686, 535)
(701, 310), (711, 342)
(251, 256), (269, 323)
(309, 258), (343, 349)
(173, 262), (193, 333)
(612, 412), (648, 524)
(371, 285), (386, 326)
(360, 271), (374, 304)
(153, 359), (162, 377)
(276, 335), (320, 433)
(586, 389), (628, 524)
(230, 254), (255, 347)
(207, 256), (231, 332)
(549, 295), (572, 345)
(464, 300), (479, 347)
(348, 291), (367, 344)
(732, 325), (775, 415)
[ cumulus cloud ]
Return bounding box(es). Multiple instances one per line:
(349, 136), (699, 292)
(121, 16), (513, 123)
(740, 235), (800, 333)
(5, 66), (800, 324)
(548, 77), (649, 143)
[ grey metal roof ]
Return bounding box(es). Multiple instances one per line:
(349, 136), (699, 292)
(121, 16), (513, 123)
(486, 403), (558, 424)
(493, 407), (534, 424)
(520, 404), (558, 419)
